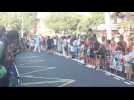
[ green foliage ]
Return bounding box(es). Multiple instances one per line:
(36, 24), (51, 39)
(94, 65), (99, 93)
(44, 12), (104, 34)
(44, 12), (81, 33)
(78, 12), (104, 32)
(0, 12), (36, 32)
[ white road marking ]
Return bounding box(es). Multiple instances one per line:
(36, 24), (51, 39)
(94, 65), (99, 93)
(21, 79), (75, 86)
(20, 67), (56, 75)
(16, 56), (40, 59)
(103, 70), (125, 81)
(129, 81), (134, 85)
(21, 75), (61, 80)
(113, 77), (120, 80)
(16, 60), (45, 63)
(58, 80), (75, 87)
(17, 66), (46, 68)
(21, 75), (75, 87)
(124, 82), (132, 85)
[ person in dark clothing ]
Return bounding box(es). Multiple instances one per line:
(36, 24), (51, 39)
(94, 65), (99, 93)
(94, 39), (100, 69)
(98, 44), (107, 69)
(47, 36), (53, 54)
(2, 44), (15, 87)
(47, 37), (51, 50)
(117, 35), (127, 55)
(50, 37), (54, 54)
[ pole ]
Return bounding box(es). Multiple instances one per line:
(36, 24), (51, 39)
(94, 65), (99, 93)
(21, 15), (24, 38)
(105, 12), (112, 40)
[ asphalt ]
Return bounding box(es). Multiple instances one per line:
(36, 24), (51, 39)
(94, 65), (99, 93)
(15, 51), (134, 87)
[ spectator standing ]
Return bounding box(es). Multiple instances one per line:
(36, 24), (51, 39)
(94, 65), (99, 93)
(124, 39), (134, 80)
(34, 34), (41, 53)
(117, 35), (127, 55)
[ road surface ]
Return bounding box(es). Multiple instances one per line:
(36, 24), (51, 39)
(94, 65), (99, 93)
(15, 52), (134, 87)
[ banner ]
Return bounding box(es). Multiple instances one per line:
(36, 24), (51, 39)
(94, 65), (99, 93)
(112, 51), (123, 72)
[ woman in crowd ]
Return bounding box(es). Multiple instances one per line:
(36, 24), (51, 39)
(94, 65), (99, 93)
(117, 35), (127, 55)
(53, 37), (57, 53)
(124, 38), (134, 80)
(63, 37), (68, 58)
(94, 38), (100, 69)
(84, 37), (90, 64)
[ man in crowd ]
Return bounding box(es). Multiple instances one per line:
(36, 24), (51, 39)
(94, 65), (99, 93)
(34, 34), (41, 53)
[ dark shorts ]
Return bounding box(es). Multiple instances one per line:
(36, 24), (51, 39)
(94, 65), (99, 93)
(47, 45), (52, 50)
(84, 48), (87, 56)
(90, 50), (95, 58)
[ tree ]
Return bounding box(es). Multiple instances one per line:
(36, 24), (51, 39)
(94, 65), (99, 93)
(44, 12), (81, 34)
(78, 12), (104, 32)
(0, 12), (37, 32)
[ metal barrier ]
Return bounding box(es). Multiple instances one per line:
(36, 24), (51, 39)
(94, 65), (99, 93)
(12, 62), (21, 87)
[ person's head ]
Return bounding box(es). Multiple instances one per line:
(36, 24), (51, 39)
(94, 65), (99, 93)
(88, 28), (93, 33)
(102, 36), (106, 42)
(119, 35), (124, 41)
(106, 40), (111, 45)
(111, 37), (115, 42)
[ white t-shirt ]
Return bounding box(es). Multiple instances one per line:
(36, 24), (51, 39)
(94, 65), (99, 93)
(70, 45), (74, 52)
(63, 39), (67, 45)
(73, 40), (77, 46)
(124, 50), (134, 61)
(54, 39), (57, 45)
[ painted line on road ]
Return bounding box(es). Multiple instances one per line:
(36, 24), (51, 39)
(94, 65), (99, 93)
(20, 67), (56, 76)
(58, 80), (75, 87)
(16, 60), (46, 63)
(124, 81), (133, 85)
(17, 66), (46, 68)
(113, 77), (121, 80)
(129, 81), (134, 85)
(21, 81), (63, 86)
(21, 79), (75, 87)
(103, 70), (126, 81)
(21, 75), (61, 80)
(21, 75), (75, 87)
